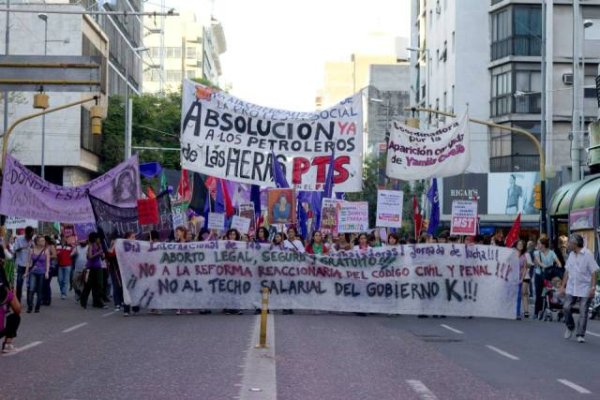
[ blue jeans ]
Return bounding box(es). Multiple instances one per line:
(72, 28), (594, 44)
(58, 266), (72, 297)
(27, 273), (45, 312)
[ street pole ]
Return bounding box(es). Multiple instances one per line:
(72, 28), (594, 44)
(408, 107), (548, 234)
(572, 0), (582, 181)
(41, 16), (47, 179)
(124, 64), (130, 161)
(3, 0), (9, 140)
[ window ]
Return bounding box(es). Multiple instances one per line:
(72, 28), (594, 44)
(166, 47), (182, 59)
(491, 71), (512, 116)
(149, 47), (161, 59)
(491, 9), (510, 60)
(166, 69), (182, 82)
(186, 47), (197, 59)
(491, 6), (541, 60)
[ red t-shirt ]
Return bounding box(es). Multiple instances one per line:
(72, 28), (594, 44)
(56, 245), (73, 267)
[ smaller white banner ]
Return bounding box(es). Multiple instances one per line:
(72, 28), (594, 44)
(450, 200), (478, 236)
(207, 212), (225, 231)
(376, 190), (404, 228)
(5, 216), (38, 230)
(386, 113), (470, 180)
(338, 201), (369, 233)
(230, 215), (251, 234)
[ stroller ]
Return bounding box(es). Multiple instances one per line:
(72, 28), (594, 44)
(541, 277), (564, 322)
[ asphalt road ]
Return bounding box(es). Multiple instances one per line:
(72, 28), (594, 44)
(2, 284), (600, 400)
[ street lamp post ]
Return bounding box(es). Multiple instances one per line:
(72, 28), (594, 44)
(38, 13), (47, 179)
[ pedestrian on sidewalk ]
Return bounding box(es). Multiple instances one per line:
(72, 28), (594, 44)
(0, 281), (21, 353)
(560, 234), (599, 343)
(13, 226), (34, 303)
(534, 237), (561, 319)
(24, 236), (49, 313)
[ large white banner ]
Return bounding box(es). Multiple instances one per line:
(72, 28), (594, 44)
(386, 114), (470, 180)
(116, 240), (520, 319)
(180, 80), (363, 192)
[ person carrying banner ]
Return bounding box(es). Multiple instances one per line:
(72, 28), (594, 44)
(354, 233), (371, 253)
(305, 231), (329, 255)
(13, 226), (34, 303)
(121, 232), (140, 316)
(560, 234), (599, 343)
(255, 227), (270, 244)
(80, 232), (107, 310)
(24, 236), (49, 313)
(284, 227), (304, 253)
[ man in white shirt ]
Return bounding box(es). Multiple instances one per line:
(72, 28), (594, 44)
(560, 234), (599, 343)
(283, 227), (305, 253)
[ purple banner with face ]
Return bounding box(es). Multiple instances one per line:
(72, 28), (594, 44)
(0, 154), (140, 224)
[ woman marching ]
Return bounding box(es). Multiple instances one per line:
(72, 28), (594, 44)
(24, 236), (49, 313)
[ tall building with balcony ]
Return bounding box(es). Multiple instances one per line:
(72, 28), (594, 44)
(489, 0), (600, 179)
(0, 2), (111, 185)
(142, 11), (226, 94)
(410, 0), (490, 174)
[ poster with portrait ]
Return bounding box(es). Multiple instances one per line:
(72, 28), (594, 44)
(238, 203), (256, 235)
(267, 188), (296, 225)
(321, 198), (343, 234)
(487, 172), (540, 215)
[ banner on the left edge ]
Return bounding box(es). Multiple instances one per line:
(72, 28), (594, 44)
(180, 80), (363, 192)
(0, 154), (140, 224)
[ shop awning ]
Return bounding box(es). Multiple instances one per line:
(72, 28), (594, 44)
(571, 176), (600, 211)
(550, 181), (580, 216)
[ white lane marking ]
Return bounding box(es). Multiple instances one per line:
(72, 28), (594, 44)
(485, 345), (520, 360)
(440, 324), (464, 334)
(586, 330), (600, 338)
(102, 311), (116, 317)
(406, 380), (439, 400)
(239, 314), (276, 400)
(4, 341), (43, 356)
(557, 379), (592, 394)
(62, 322), (88, 333)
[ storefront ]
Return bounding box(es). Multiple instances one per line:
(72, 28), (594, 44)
(549, 175), (600, 254)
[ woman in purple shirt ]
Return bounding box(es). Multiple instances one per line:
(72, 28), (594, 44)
(24, 236), (49, 313)
(79, 232), (107, 309)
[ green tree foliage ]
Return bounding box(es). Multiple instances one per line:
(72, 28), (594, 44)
(100, 93), (182, 172)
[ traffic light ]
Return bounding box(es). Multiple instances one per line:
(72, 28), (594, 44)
(90, 105), (103, 135)
(533, 183), (542, 209)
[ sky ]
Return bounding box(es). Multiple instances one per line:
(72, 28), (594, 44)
(156, 0), (411, 111)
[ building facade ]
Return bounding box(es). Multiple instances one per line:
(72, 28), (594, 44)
(0, 2), (112, 185)
(142, 11), (226, 94)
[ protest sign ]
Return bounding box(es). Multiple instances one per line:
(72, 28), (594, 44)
(386, 114), (469, 180)
(5, 216), (37, 230)
(268, 188), (296, 225)
(137, 198), (159, 225)
(320, 198), (342, 234)
(116, 240), (520, 319)
(180, 80), (363, 192)
(238, 203), (256, 235)
(0, 154), (140, 223)
(230, 215), (251, 234)
(376, 190), (404, 228)
(207, 213), (225, 231)
(338, 201), (369, 233)
(89, 192), (173, 241)
(171, 202), (189, 228)
(450, 200), (478, 236)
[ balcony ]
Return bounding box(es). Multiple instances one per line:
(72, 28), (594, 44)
(491, 35), (542, 61)
(490, 155), (540, 172)
(491, 92), (541, 117)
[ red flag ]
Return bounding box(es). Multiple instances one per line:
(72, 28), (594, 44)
(505, 213), (521, 248)
(177, 169), (191, 200)
(413, 195), (423, 239)
(147, 186), (156, 199)
(220, 179), (235, 217)
(137, 198), (159, 225)
(205, 176), (217, 200)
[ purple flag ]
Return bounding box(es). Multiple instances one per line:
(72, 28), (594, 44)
(427, 178), (440, 235)
(323, 150), (335, 198)
(250, 185), (261, 217)
(271, 149), (289, 188)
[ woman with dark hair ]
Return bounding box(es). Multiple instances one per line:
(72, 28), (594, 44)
(80, 232), (106, 310)
(305, 231), (329, 255)
(284, 227), (304, 252)
(196, 228), (212, 242)
(42, 235), (57, 306)
(270, 232), (285, 251)
(533, 237), (562, 319)
(333, 233), (353, 253)
(225, 228), (241, 241)
(256, 227), (270, 244)
(387, 233), (400, 247)
(354, 233), (371, 253)
(24, 236), (49, 313)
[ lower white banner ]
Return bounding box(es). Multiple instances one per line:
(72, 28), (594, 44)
(116, 240), (519, 319)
